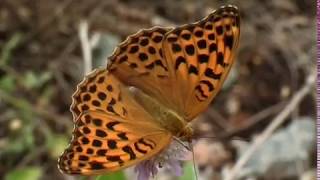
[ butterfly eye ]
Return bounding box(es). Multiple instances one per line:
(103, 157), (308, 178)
(158, 162), (163, 168)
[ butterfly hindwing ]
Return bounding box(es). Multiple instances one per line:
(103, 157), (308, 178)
(71, 68), (126, 120)
(162, 5), (240, 120)
(59, 110), (171, 175)
(60, 69), (172, 174)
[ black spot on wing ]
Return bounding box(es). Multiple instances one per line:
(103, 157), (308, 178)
(122, 146), (136, 160)
(194, 30), (203, 37)
(140, 38), (149, 46)
(152, 35), (163, 43)
(198, 54), (209, 63)
(87, 148), (94, 154)
(145, 62), (155, 69)
(185, 45), (195, 55)
(148, 46), (156, 54)
(134, 142), (147, 154)
(204, 68), (222, 80)
(96, 149), (107, 156)
(106, 106), (116, 114)
(83, 94), (91, 101)
(138, 53), (148, 61)
(181, 33), (191, 40)
(90, 162), (105, 170)
(138, 138), (154, 149)
(172, 43), (182, 53)
(208, 33), (215, 40)
(106, 156), (123, 164)
(129, 46), (139, 53)
(76, 146), (83, 152)
(97, 76), (105, 83)
(209, 43), (217, 53)
(89, 85), (97, 93)
(83, 127), (91, 134)
(117, 132), (128, 140)
(195, 85), (208, 101)
(154, 59), (168, 71)
(92, 139), (102, 147)
(224, 35), (234, 49)
(92, 119), (102, 126)
(197, 39), (207, 49)
(81, 137), (90, 144)
(199, 80), (214, 91)
(79, 155), (89, 161)
(175, 56), (186, 70)
(96, 129), (107, 137)
(188, 65), (198, 75)
(216, 26), (223, 35)
(217, 52), (228, 67)
(98, 92), (107, 100)
(107, 140), (117, 149)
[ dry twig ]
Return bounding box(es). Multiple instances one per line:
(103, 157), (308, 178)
(79, 21), (92, 75)
(219, 101), (287, 139)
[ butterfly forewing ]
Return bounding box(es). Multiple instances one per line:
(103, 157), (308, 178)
(162, 5), (240, 120)
(106, 6), (240, 120)
(107, 27), (177, 111)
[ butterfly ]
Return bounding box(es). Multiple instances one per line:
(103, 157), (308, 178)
(58, 5), (240, 176)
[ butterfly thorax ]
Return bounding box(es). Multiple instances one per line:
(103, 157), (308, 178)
(129, 87), (193, 139)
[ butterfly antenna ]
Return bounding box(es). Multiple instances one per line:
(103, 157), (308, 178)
(189, 141), (199, 180)
(173, 136), (191, 151)
(194, 135), (251, 142)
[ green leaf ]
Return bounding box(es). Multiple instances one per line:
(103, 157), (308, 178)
(0, 33), (23, 66)
(47, 134), (69, 158)
(2, 124), (35, 154)
(178, 162), (197, 180)
(95, 171), (126, 180)
(39, 85), (54, 106)
(23, 71), (38, 90)
(0, 75), (16, 93)
(22, 71), (52, 90)
(5, 167), (42, 180)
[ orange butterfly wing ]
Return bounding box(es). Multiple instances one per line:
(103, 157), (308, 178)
(107, 27), (177, 112)
(107, 5), (240, 121)
(163, 5), (240, 120)
(59, 69), (171, 174)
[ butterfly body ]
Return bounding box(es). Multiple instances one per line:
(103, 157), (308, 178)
(59, 5), (240, 176)
(129, 86), (192, 139)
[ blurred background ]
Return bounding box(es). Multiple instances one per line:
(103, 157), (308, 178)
(0, 0), (316, 180)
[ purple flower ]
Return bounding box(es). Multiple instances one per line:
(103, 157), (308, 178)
(134, 140), (191, 180)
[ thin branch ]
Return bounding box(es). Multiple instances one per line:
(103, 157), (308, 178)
(224, 70), (316, 180)
(206, 108), (229, 130)
(79, 21), (92, 75)
(219, 101), (286, 139)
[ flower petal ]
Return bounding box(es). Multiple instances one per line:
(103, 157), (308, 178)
(168, 159), (183, 176)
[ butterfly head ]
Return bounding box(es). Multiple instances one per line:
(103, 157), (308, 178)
(176, 125), (193, 142)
